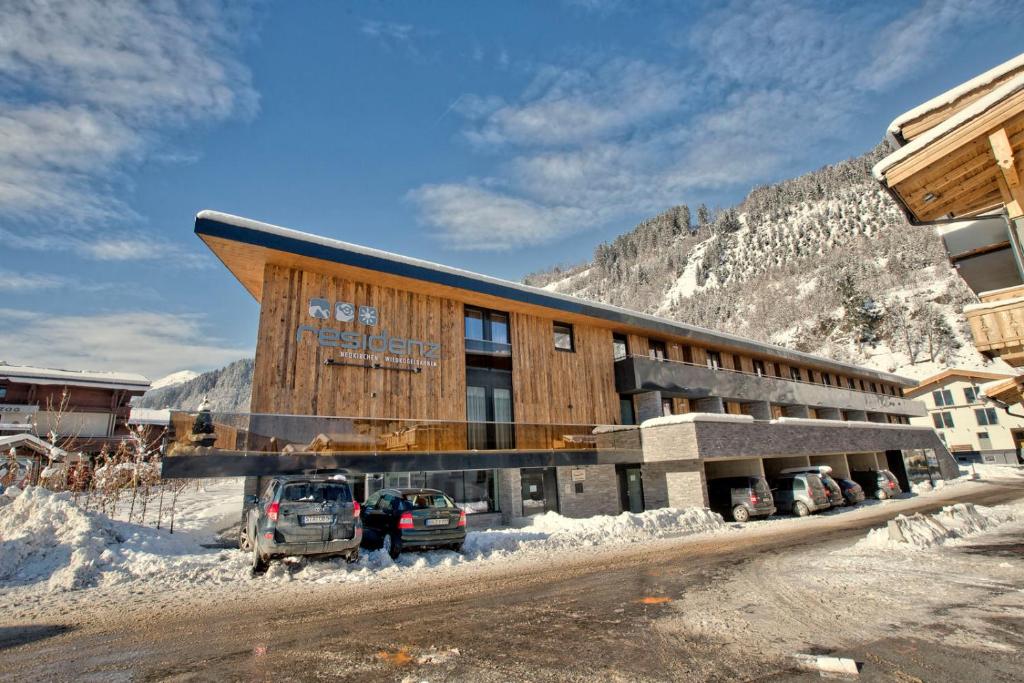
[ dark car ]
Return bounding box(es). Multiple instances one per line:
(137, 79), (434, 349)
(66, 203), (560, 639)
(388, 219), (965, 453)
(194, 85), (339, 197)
(361, 488), (466, 559)
(781, 467), (845, 507)
(836, 478), (866, 505)
(770, 473), (830, 516)
(851, 469), (902, 500)
(707, 476), (776, 522)
(241, 474), (362, 573)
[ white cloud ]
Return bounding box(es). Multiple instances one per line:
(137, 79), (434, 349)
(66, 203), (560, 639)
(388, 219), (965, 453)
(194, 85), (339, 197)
(0, 270), (67, 291)
(413, 0), (1017, 251)
(0, 308), (252, 379)
(0, 0), (258, 258)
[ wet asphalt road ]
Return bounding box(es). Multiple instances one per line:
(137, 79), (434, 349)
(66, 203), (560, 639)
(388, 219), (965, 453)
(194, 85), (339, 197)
(1, 480), (1023, 682)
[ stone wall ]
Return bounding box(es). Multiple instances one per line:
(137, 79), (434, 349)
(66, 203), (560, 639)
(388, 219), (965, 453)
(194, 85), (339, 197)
(640, 461), (707, 509)
(555, 465), (620, 518)
(498, 468), (522, 523)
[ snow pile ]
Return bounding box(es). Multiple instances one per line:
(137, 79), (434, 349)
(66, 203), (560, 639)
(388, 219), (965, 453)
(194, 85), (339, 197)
(0, 486), (220, 593)
(857, 503), (1018, 550)
(466, 507), (727, 556)
(0, 487), (126, 591)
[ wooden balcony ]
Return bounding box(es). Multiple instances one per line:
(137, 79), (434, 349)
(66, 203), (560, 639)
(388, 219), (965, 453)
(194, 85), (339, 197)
(965, 284), (1024, 365)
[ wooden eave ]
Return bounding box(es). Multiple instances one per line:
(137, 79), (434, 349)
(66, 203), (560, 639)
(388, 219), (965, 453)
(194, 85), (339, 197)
(983, 375), (1024, 405)
(195, 212), (914, 387)
(876, 90), (1024, 225)
(904, 368), (1014, 397)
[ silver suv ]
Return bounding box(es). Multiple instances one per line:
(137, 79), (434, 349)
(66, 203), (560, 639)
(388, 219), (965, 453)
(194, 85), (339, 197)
(240, 474), (362, 573)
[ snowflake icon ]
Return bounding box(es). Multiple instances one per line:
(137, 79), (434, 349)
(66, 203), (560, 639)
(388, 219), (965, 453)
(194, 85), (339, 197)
(358, 305), (378, 326)
(335, 301), (355, 322)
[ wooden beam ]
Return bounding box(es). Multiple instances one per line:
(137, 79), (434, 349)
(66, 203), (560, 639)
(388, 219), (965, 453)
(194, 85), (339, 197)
(990, 127), (1024, 218)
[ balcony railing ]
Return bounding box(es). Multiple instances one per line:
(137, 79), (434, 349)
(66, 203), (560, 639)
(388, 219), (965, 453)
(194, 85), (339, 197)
(464, 338), (512, 356)
(161, 412), (643, 478)
(965, 284), (1024, 365)
(614, 355), (925, 417)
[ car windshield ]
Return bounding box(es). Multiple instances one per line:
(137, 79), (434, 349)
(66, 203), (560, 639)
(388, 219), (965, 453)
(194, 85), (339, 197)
(282, 483), (351, 503)
(402, 493), (456, 509)
(753, 479), (770, 496)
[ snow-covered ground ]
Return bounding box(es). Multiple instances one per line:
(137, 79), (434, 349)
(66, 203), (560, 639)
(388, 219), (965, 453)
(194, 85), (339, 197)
(1, 465), (1022, 624)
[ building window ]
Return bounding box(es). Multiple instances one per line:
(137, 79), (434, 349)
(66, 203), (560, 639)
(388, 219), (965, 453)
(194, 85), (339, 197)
(964, 386), (979, 403)
(732, 354), (742, 371)
(822, 373), (832, 386)
(553, 322), (574, 352)
(612, 333), (628, 361)
(790, 367), (802, 382)
(707, 350), (722, 370)
(932, 411), (954, 429)
(847, 377), (856, 390)
(681, 345), (693, 364)
(932, 389), (954, 407)
(807, 370), (816, 383)
(661, 399), (673, 416)
(753, 359), (766, 377)
(619, 396), (635, 425)
(773, 362), (783, 377)
(464, 306), (511, 355)
(975, 407), (999, 426)
(978, 432), (992, 449)
(0, 386), (6, 399)
(649, 340), (667, 361)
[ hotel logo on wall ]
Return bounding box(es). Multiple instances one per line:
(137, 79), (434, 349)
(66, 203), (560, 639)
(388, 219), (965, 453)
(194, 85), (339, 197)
(296, 298), (440, 370)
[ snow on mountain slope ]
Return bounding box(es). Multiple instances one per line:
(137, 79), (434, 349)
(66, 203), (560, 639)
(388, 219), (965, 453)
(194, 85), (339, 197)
(150, 370), (200, 391)
(526, 141), (1010, 377)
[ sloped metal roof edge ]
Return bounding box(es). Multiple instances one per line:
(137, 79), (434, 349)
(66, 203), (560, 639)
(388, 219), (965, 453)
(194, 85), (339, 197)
(195, 210), (916, 386)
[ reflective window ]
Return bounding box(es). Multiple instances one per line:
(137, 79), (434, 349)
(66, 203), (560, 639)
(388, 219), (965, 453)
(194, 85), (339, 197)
(649, 340), (667, 361)
(612, 334), (628, 361)
(975, 407), (998, 426)
(553, 322), (575, 351)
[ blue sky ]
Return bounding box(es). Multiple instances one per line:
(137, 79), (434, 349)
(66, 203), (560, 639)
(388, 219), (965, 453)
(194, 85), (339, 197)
(1, 0), (1021, 379)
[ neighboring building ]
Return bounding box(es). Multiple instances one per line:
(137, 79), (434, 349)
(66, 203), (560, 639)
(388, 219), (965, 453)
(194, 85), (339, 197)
(0, 433), (70, 491)
(163, 211), (959, 524)
(874, 52), (1024, 401)
(0, 363), (151, 454)
(906, 369), (1024, 465)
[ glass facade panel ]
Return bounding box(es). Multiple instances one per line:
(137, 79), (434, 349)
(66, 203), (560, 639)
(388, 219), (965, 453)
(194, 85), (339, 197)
(493, 387), (513, 449)
(467, 385), (488, 449)
(464, 308), (484, 340)
(553, 323), (574, 351)
(366, 469), (498, 513)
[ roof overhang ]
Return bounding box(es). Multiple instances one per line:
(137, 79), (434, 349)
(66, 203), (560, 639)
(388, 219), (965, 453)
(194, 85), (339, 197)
(904, 367), (1015, 397)
(873, 73), (1024, 225)
(195, 210), (916, 386)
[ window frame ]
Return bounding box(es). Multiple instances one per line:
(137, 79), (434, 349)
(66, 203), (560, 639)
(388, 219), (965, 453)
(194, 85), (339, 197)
(612, 333), (629, 361)
(975, 407), (998, 426)
(552, 321), (575, 352)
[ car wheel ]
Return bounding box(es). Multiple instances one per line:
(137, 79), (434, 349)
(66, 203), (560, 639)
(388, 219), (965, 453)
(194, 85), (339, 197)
(450, 542), (464, 553)
(793, 501), (810, 517)
(251, 543), (269, 574)
(382, 532), (402, 560)
(346, 549), (360, 564)
(731, 505), (750, 523)
(877, 490), (889, 500)
(238, 525), (253, 552)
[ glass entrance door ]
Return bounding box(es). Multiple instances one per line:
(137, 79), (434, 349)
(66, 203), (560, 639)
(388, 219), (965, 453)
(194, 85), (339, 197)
(520, 467), (558, 516)
(467, 367), (514, 449)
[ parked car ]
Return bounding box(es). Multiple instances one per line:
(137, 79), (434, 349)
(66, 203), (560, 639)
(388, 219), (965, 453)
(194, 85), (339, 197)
(835, 478), (866, 505)
(241, 474), (362, 573)
(361, 488), (467, 559)
(851, 469), (902, 500)
(780, 466), (844, 507)
(707, 476), (776, 522)
(770, 473), (830, 517)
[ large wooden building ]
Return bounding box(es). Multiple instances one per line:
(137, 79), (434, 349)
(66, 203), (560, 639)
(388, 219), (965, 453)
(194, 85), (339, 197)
(177, 211), (958, 523)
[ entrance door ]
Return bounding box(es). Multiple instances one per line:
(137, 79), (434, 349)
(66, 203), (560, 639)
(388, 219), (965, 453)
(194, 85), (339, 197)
(520, 468), (558, 516)
(467, 367), (514, 449)
(617, 465), (644, 513)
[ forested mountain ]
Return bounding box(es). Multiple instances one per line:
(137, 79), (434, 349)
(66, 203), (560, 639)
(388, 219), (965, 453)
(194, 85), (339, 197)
(526, 141), (994, 379)
(135, 358), (254, 412)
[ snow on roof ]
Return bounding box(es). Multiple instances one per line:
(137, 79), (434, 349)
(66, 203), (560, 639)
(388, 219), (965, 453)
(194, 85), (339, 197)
(0, 363), (150, 391)
(128, 408), (172, 425)
(641, 413), (755, 428)
(197, 210), (916, 386)
(0, 433), (69, 460)
(874, 73), (1024, 181)
(887, 52), (1024, 138)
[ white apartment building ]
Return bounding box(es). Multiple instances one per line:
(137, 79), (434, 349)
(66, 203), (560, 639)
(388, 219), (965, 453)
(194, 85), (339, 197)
(907, 369), (1024, 465)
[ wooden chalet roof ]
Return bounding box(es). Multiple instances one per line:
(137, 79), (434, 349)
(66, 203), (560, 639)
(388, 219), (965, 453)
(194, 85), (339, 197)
(904, 367), (1015, 397)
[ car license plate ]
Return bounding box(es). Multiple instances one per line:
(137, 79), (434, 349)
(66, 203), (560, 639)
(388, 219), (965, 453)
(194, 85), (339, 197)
(302, 515), (332, 524)
(426, 518), (449, 527)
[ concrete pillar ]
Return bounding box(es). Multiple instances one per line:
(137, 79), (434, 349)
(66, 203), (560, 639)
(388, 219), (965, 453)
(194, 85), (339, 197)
(743, 401), (772, 420)
(867, 412), (888, 424)
(498, 468), (523, 523)
(782, 404), (810, 418)
(693, 396), (725, 414)
(817, 407), (842, 420)
(634, 391), (664, 422)
(845, 409), (867, 422)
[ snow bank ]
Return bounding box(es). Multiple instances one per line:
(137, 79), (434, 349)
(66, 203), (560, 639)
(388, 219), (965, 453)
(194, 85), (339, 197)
(857, 503), (1018, 550)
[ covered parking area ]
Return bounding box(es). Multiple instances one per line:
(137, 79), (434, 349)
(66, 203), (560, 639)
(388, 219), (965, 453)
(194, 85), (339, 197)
(704, 457), (765, 481)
